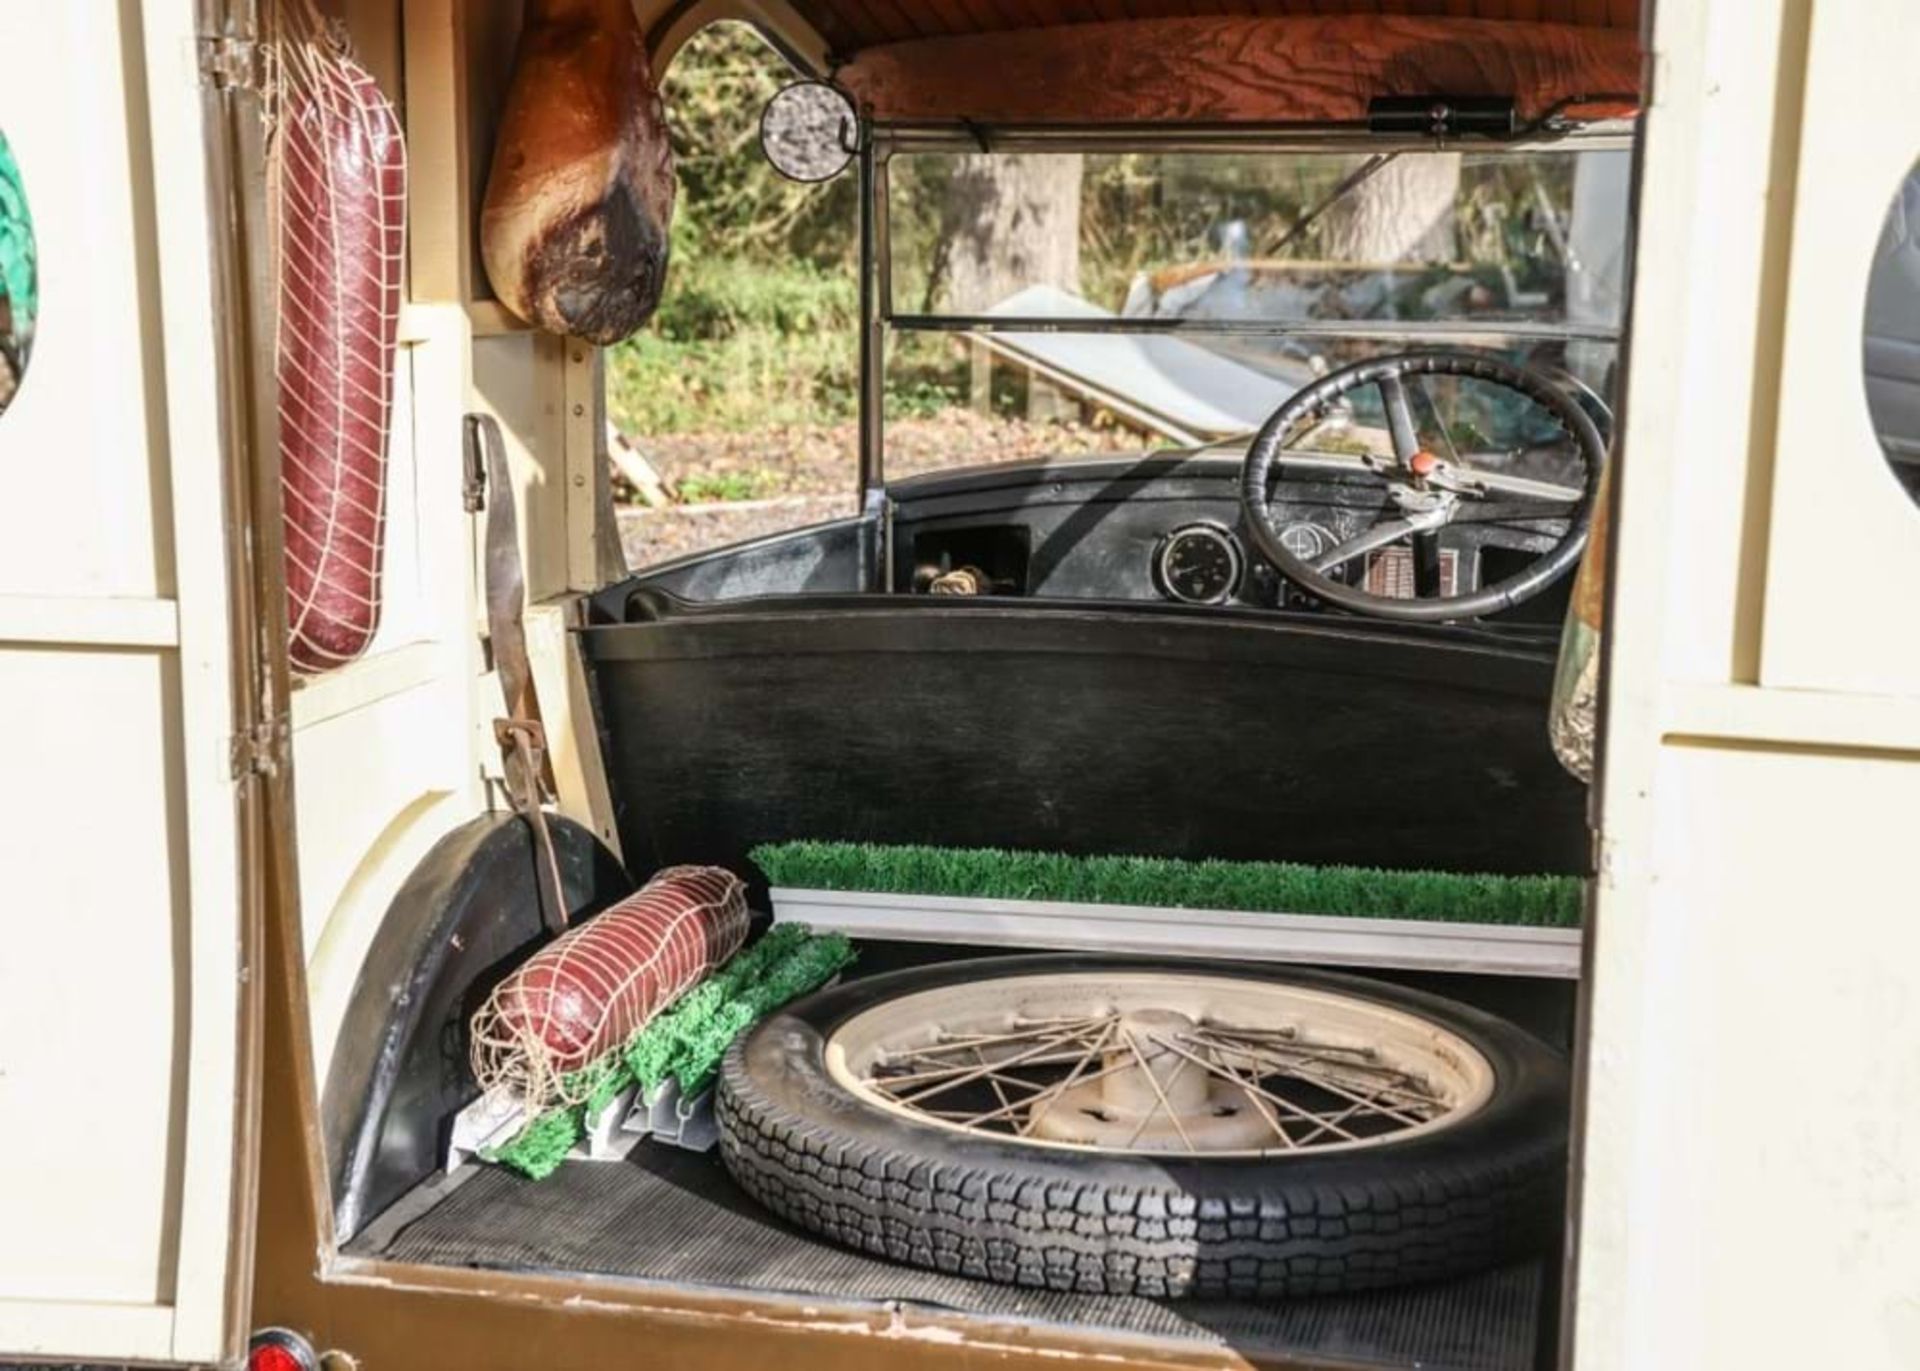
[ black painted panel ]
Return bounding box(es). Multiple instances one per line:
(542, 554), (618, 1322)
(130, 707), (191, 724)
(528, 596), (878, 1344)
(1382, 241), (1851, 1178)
(584, 600), (1588, 887)
(620, 515), (866, 604)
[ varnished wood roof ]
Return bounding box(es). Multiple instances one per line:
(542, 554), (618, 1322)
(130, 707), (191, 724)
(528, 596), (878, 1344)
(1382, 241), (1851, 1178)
(789, 1), (1638, 58)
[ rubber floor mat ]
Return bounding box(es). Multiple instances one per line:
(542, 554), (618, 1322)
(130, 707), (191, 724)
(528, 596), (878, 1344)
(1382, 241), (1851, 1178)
(357, 1146), (1543, 1370)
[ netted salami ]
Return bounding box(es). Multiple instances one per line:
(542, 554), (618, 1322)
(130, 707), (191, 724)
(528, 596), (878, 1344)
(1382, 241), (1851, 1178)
(271, 0), (407, 674)
(471, 866), (750, 1110)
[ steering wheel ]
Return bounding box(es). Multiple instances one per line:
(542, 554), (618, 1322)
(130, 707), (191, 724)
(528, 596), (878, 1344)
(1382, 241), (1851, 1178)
(1240, 350), (1607, 622)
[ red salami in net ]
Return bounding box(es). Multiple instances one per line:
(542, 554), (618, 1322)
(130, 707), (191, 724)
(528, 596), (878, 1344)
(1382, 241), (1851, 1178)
(471, 866), (751, 1110)
(270, 0), (407, 674)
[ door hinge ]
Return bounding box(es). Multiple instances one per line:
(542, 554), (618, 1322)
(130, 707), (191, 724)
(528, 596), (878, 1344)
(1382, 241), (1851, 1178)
(230, 717), (289, 780)
(198, 36), (264, 92)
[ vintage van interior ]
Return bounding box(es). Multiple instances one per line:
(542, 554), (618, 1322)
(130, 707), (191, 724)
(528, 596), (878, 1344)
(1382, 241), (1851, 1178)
(296, 5), (1642, 1368)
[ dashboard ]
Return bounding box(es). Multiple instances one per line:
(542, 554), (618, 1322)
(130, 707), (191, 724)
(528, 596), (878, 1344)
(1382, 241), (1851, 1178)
(616, 452), (1576, 629)
(890, 454), (1569, 622)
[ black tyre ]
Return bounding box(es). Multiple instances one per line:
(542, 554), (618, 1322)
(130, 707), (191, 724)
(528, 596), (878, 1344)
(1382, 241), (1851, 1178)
(717, 954), (1568, 1299)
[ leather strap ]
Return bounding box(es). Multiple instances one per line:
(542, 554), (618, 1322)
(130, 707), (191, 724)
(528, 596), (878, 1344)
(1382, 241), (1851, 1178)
(468, 413), (570, 935)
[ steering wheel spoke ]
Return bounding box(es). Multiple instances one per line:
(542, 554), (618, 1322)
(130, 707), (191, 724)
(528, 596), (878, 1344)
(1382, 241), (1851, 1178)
(1377, 373), (1424, 468)
(1429, 464), (1581, 505)
(1408, 373), (1465, 469)
(1309, 504), (1451, 577)
(1241, 350), (1608, 623)
(1411, 528), (1444, 599)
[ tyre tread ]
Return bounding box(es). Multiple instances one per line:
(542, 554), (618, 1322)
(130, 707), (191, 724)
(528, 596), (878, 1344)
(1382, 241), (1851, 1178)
(717, 1038), (1562, 1299)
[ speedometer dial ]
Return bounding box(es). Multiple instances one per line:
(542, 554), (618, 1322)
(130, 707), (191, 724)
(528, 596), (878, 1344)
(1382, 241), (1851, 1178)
(1155, 524), (1244, 605)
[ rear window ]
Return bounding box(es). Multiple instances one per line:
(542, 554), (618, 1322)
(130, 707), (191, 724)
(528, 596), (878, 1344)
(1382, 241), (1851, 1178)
(1864, 159), (1920, 505)
(0, 128), (36, 416)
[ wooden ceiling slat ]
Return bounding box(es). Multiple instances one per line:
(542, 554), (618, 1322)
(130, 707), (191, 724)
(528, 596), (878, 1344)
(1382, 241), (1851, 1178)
(829, 0), (904, 47)
(860, 0), (925, 42)
(784, 0), (1638, 54)
(1007, 0), (1066, 28)
(839, 13), (1641, 123)
(912, 0), (969, 28)
(944, 0), (1006, 30)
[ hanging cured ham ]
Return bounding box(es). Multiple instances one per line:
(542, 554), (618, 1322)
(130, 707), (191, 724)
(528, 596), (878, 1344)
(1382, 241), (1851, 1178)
(273, 3), (408, 674)
(481, 0), (676, 344)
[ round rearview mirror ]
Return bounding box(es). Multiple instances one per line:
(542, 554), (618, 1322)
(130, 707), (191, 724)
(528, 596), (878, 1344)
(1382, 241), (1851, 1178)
(760, 81), (859, 184)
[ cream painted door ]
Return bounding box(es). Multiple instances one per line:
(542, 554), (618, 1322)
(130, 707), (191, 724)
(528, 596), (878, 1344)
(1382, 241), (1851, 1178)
(0, 1), (255, 1365)
(1573, 1), (1920, 1368)
(1759, 0), (1920, 696)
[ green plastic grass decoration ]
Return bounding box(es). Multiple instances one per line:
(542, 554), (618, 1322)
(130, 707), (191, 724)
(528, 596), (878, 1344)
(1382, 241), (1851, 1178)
(751, 841), (1582, 929)
(487, 924), (855, 1181)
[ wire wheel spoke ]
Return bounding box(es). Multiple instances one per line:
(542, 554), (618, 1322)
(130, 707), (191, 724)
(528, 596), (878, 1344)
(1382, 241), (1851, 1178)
(833, 974), (1489, 1156)
(867, 1015), (1116, 1120)
(1021, 1018), (1118, 1136)
(1198, 1029), (1446, 1112)
(1118, 1030), (1197, 1153)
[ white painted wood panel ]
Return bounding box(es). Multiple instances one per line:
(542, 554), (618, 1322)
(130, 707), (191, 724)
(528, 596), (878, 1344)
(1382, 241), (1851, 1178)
(0, 649), (187, 1306)
(0, 5), (170, 600)
(1760, 0), (1920, 695)
(0, 2), (248, 1362)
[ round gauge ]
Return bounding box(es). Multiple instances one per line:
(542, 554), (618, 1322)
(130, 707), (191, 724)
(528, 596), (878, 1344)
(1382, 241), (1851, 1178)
(1278, 520), (1337, 564)
(1155, 523), (1244, 605)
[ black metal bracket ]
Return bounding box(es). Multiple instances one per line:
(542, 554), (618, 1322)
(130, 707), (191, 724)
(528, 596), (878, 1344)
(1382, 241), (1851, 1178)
(1368, 96), (1518, 140)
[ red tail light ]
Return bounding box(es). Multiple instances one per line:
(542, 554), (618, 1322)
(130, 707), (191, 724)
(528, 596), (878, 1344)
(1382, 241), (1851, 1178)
(249, 1328), (320, 1371)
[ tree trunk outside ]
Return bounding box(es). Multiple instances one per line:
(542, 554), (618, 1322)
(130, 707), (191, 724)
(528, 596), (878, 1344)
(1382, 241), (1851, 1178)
(936, 153), (1082, 417)
(939, 153), (1083, 310)
(1320, 154), (1462, 264)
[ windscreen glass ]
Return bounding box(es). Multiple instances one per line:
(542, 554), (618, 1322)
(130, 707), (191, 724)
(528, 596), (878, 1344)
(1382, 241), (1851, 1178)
(887, 148), (1630, 333)
(879, 145), (1629, 476)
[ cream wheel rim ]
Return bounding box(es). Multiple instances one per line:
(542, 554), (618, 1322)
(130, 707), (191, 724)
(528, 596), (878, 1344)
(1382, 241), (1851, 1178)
(823, 971), (1496, 1157)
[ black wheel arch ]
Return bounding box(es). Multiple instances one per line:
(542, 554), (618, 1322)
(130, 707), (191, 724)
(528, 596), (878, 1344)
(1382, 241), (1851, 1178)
(320, 814), (631, 1239)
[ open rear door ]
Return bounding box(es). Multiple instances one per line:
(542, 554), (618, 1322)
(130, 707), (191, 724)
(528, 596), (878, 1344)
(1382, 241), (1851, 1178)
(0, 0), (263, 1364)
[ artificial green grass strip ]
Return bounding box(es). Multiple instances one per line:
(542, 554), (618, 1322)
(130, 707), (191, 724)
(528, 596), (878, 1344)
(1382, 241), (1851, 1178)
(624, 921), (851, 1093)
(486, 924), (856, 1181)
(484, 1104), (581, 1182)
(662, 929), (855, 1096)
(751, 841), (1582, 929)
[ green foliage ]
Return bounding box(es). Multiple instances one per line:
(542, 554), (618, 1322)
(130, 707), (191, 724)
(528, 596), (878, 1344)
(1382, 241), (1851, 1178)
(604, 254), (968, 436)
(677, 470), (768, 502)
(751, 841), (1583, 929)
(660, 23), (855, 271)
(485, 925), (857, 1181)
(607, 252), (861, 434)
(649, 252), (858, 342)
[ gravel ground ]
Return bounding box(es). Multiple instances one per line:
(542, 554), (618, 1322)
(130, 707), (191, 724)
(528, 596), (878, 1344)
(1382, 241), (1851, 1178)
(618, 411), (1152, 571)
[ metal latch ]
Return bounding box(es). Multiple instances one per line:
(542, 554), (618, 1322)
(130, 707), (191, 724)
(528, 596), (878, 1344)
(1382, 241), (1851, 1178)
(198, 36), (264, 92)
(463, 425), (488, 513)
(1368, 96), (1518, 140)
